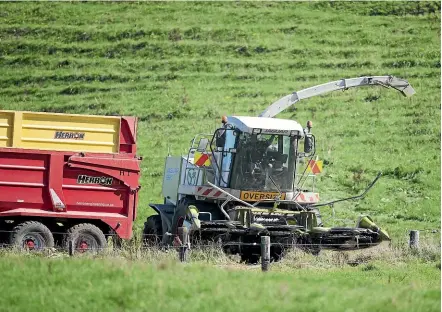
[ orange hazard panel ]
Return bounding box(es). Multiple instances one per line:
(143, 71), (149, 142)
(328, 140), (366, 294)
(0, 110), (121, 153)
(306, 160), (323, 174)
(194, 151), (211, 166)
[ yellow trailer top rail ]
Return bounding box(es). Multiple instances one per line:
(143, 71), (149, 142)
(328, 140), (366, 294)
(0, 110), (121, 153)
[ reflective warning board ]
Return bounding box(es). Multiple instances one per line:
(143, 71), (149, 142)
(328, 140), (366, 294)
(306, 160), (323, 174)
(240, 191), (286, 201)
(194, 151), (211, 167)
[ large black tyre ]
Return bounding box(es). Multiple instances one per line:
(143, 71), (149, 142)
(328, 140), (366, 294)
(310, 208), (323, 227)
(64, 223), (107, 254)
(297, 236), (321, 256)
(10, 221), (54, 250)
(307, 248), (321, 256)
(240, 252), (260, 265)
(270, 246), (285, 262)
(143, 215), (163, 246)
(171, 198), (194, 237)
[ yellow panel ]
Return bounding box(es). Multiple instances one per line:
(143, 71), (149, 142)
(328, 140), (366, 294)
(0, 111), (13, 148)
(240, 191), (286, 201)
(0, 110), (121, 153)
(12, 111), (23, 148)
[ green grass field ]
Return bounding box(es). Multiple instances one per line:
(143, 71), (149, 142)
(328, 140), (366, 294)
(0, 2), (440, 311)
(0, 242), (440, 312)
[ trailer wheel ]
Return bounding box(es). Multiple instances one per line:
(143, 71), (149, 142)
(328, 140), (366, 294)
(143, 215), (163, 247)
(10, 221), (54, 250)
(64, 223), (107, 254)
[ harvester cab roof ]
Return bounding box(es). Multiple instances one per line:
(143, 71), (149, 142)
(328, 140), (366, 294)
(224, 116), (304, 137)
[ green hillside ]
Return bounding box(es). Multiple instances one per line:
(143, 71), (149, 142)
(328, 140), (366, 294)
(0, 2), (440, 312)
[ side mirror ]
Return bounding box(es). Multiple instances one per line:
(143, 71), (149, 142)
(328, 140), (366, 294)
(215, 130), (226, 148)
(303, 120), (314, 154)
(304, 134), (315, 154)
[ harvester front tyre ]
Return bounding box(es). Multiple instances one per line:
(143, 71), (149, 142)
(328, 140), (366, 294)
(309, 248), (321, 256)
(311, 208), (323, 227)
(10, 221), (54, 251)
(64, 223), (107, 254)
(143, 215), (163, 247)
(270, 246), (285, 262)
(171, 198), (195, 237)
(240, 253), (260, 265)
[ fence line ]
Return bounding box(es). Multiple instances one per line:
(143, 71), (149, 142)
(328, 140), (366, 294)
(1, 230), (439, 272)
(0, 234), (439, 251)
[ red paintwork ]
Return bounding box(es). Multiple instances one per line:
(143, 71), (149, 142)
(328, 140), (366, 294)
(0, 117), (141, 240)
(26, 240), (35, 249)
(79, 241), (88, 252)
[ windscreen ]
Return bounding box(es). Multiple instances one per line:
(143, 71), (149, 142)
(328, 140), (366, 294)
(230, 133), (298, 192)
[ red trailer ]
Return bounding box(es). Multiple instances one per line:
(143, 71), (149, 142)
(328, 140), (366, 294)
(0, 110), (141, 252)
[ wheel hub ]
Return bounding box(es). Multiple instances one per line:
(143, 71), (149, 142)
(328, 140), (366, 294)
(22, 234), (43, 250)
(78, 241), (89, 252)
(75, 233), (97, 253)
(25, 239), (35, 249)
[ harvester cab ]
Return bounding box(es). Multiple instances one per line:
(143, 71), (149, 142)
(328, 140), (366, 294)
(210, 116), (305, 193)
(146, 75), (415, 262)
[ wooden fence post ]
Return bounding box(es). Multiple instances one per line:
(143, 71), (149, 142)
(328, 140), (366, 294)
(178, 227), (189, 262)
(68, 240), (74, 256)
(261, 236), (270, 272)
(409, 230), (420, 249)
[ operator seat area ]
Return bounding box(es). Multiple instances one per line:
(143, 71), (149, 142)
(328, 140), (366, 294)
(266, 151), (288, 171)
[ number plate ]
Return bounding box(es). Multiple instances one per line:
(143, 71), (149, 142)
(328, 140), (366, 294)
(240, 191), (286, 201)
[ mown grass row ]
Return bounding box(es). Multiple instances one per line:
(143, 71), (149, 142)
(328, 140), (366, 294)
(1, 39), (439, 59)
(2, 56), (439, 72)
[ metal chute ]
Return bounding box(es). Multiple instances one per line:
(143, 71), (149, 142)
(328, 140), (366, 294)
(259, 75), (415, 118)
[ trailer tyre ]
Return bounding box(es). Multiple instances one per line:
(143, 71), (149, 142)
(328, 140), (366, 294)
(10, 221), (54, 250)
(64, 223), (107, 254)
(143, 215), (163, 246)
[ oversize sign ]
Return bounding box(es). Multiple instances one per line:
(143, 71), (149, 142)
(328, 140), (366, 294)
(240, 191), (286, 201)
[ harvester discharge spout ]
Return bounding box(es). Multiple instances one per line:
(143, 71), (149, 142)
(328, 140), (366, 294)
(259, 75), (415, 118)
